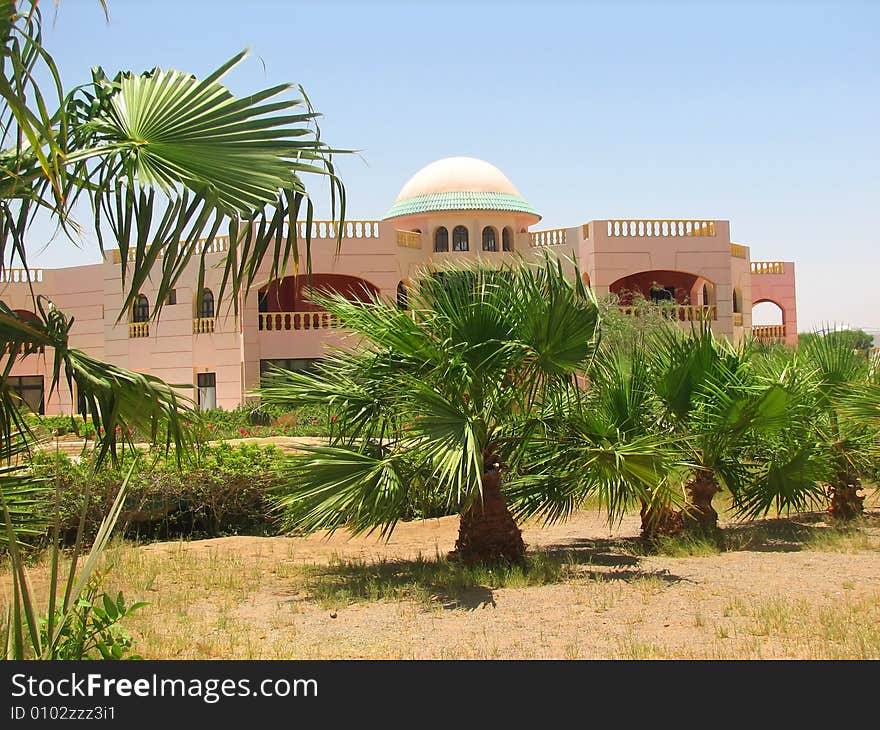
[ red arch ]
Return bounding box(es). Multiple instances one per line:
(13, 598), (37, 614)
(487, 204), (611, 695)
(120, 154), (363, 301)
(258, 274), (380, 313)
(609, 270), (714, 306)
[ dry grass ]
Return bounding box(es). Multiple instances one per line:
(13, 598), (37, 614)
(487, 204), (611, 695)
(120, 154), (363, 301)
(3, 508), (880, 660)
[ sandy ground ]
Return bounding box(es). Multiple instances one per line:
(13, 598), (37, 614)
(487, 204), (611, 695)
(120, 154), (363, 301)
(117, 508), (880, 659)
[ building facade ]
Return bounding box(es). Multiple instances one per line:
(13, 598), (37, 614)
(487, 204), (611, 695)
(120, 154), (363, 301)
(1, 156), (797, 415)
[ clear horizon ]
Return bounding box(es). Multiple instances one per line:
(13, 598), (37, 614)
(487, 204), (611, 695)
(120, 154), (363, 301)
(20, 0), (880, 333)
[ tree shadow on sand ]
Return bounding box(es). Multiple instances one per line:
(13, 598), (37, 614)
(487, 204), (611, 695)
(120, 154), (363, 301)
(539, 509), (880, 557)
(297, 545), (686, 611)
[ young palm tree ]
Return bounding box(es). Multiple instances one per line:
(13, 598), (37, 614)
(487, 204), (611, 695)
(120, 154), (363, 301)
(764, 330), (878, 519)
(645, 325), (798, 535)
(259, 259), (601, 564)
(505, 335), (681, 534)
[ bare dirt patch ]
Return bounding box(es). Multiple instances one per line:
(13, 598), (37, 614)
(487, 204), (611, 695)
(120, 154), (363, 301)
(6, 508), (880, 659)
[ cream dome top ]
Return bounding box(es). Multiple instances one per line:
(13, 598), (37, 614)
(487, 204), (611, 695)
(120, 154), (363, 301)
(395, 157), (522, 199)
(384, 157), (540, 221)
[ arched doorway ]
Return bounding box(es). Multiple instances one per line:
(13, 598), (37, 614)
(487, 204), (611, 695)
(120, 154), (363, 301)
(752, 299), (785, 343)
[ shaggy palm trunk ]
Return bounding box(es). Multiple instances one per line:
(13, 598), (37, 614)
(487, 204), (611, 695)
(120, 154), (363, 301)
(450, 463), (525, 565)
(639, 498), (684, 540)
(683, 473), (720, 532)
(828, 468), (864, 520)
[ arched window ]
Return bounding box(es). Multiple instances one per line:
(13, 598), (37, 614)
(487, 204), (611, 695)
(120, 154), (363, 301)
(482, 227), (497, 252)
(396, 281), (409, 311)
(502, 227), (513, 251)
(132, 294), (149, 323)
(702, 284), (710, 306)
(733, 289), (741, 313)
(199, 288), (215, 319)
(434, 227), (449, 252)
(453, 225), (469, 252)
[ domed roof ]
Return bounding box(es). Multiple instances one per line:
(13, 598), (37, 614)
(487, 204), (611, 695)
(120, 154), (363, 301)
(384, 157), (540, 221)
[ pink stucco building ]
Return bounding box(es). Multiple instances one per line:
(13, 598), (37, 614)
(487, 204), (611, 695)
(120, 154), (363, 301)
(2, 157), (797, 415)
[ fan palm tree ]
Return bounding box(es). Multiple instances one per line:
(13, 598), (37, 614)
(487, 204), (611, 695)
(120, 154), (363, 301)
(644, 324), (800, 535)
(259, 258), (603, 564)
(764, 330), (878, 519)
(0, 0), (348, 657)
(505, 335), (681, 534)
(2, 1), (346, 318)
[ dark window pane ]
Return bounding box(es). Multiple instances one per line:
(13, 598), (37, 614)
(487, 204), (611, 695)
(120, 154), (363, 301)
(453, 226), (469, 252)
(482, 227), (497, 252)
(200, 289), (215, 319)
(133, 295), (150, 322)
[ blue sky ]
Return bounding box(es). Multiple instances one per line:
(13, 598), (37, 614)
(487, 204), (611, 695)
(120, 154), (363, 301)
(26, 0), (880, 332)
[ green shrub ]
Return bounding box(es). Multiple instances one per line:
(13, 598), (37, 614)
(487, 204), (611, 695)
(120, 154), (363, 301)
(27, 443), (284, 543)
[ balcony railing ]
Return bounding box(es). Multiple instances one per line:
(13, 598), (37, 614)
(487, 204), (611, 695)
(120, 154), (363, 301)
(751, 261), (785, 275)
(293, 219), (381, 240)
(753, 324), (786, 341)
(396, 230), (421, 249)
(730, 243), (749, 259)
(530, 228), (567, 247)
(606, 219), (716, 237)
(112, 235), (230, 264)
(193, 317), (215, 334)
(258, 311), (337, 331)
(733, 312), (743, 327)
(129, 322), (149, 338)
(1, 267), (43, 283)
(619, 305), (717, 322)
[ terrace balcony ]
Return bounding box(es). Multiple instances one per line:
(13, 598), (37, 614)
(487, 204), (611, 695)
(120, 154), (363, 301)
(618, 304), (717, 322)
(258, 311), (338, 331)
(753, 324), (786, 343)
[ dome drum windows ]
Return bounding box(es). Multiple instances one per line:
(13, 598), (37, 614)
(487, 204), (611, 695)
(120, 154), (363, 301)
(452, 226), (469, 252)
(482, 227), (497, 252)
(433, 223), (512, 254)
(502, 227), (513, 251)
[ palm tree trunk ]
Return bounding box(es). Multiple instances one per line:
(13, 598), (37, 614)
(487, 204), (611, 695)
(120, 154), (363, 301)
(450, 465), (525, 565)
(639, 498), (685, 540)
(828, 468), (864, 520)
(683, 473), (720, 532)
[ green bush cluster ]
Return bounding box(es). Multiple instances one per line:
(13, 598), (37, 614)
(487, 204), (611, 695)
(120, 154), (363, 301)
(27, 443), (284, 542)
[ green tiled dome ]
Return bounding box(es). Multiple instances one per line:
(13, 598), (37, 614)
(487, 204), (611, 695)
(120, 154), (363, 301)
(384, 191), (538, 219)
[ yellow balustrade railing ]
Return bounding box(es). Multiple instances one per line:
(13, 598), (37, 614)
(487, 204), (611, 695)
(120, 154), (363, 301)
(753, 324), (786, 340)
(128, 322), (149, 338)
(606, 219), (716, 237)
(582, 223), (591, 238)
(293, 220), (381, 240)
(530, 228), (567, 247)
(751, 261), (785, 275)
(730, 243), (749, 259)
(1, 268), (43, 283)
(258, 311), (338, 331)
(192, 317), (215, 334)
(733, 312), (743, 327)
(396, 230), (421, 249)
(3, 343), (45, 354)
(618, 304), (717, 322)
